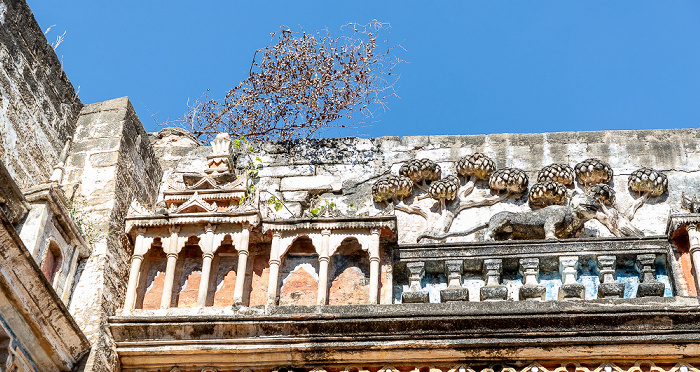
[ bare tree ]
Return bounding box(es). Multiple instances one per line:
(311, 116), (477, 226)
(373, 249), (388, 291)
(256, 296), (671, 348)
(177, 20), (402, 141)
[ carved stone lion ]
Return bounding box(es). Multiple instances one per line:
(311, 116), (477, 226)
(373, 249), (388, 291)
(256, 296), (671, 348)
(418, 192), (599, 242)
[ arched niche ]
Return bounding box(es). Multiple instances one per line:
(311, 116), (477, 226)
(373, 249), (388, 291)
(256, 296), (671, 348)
(208, 234), (238, 307)
(41, 240), (63, 286)
(328, 237), (370, 305)
(135, 237), (166, 310)
(248, 242), (270, 307)
(172, 235), (202, 308)
(278, 235), (319, 306)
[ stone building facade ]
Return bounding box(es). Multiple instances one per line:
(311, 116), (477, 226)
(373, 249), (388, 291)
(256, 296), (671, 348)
(3, 0), (700, 371)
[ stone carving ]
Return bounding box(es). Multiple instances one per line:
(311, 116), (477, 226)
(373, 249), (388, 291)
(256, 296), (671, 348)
(528, 181), (568, 208)
(127, 199), (151, 216)
(372, 174), (426, 218)
(489, 168), (529, 194)
(588, 184), (642, 237)
(399, 158), (441, 192)
(537, 163), (575, 186)
(681, 192), (700, 213)
(419, 192), (599, 241)
(426, 175), (460, 210)
(627, 168), (668, 218)
(211, 133), (232, 156)
(456, 153), (496, 197)
(575, 158), (613, 186)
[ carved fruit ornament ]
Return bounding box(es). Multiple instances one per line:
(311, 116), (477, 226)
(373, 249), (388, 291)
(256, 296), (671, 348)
(372, 175), (413, 203)
(428, 175), (460, 202)
(456, 153), (496, 180)
(537, 163), (575, 186)
(586, 183), (616, 206)
(574, 158), (613, 186)
(489, 168), (529, 194)
(399, 158), (441, 185)
(528, 181), (568, 208)
(628, 168), (668, 197)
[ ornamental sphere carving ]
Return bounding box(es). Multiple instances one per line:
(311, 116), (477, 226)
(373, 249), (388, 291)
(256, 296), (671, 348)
(574, 158), (613, 186)
(456, 153), (496, 180)
(586, 183), (616, 206)
(428, 175), (460, 201)
(628, 168), (667, 197)
(489, 168), (529, 194)
(372, 175), (413, 203)
(399, 158), (441, 184)
(537, 163), (575, 186)
(528, 181), (568, 208)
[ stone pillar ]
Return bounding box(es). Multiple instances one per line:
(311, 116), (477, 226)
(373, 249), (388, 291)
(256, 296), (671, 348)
(232, 225), (250, 305)
(558, 256), (585, 300)
(401, 261), (429, 303)
(123, 228), (146, 315)
(440, 260), (468, 302)
(636, 254), (665, 297)
(317, 229), (331, 305)
(267, 231), (282, 306)
(519, 258), (545, 301)
(687, 224), (700, 294)
(597, 255), (624, 298)
(481, 258), (508, 301)
(160, 226), (180, 309)
(368, 228), (381, 304)
(197, 224), (215, 307)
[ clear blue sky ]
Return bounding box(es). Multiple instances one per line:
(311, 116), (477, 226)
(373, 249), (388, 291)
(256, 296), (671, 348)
(28, 1), (700, 138)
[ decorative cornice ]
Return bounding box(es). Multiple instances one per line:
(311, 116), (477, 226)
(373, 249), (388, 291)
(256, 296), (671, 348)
(262, 216), (396, 233)
(667, 213), (700, 237)
(125, 212), (261, 234)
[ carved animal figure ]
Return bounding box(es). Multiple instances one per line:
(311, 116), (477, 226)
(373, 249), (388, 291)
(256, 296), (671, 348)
(418, 192), (599, 242)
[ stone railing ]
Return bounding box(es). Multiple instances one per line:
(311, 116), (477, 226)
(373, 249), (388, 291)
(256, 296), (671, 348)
(394, 236), (673, 303)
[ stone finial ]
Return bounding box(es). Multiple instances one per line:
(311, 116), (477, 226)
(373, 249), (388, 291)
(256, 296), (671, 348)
(489, 168), (529, 194)
(528, 181), (568, 208)
(211, 133), (232, 156)
(574, 158), (613, 186)
(537, 163), (574, 186)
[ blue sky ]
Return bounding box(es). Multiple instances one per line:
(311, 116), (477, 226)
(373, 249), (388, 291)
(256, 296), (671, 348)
(28, 1), (700, 138)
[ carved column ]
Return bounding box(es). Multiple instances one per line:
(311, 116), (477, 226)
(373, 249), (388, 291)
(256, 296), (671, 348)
(687, 224), (700, 294)
(160, 225), (180, 309)
(597, 255), (624, 298)
(440, 260), (468, 302)
(636, 254), (665, 297)
(197, 224), (215, 307)
(481, 258), (508, 301)
(123, 228), (146, 315)
(317, 229), (331, 305)
(232, 225), (250, 305)
(401, 261), (429, 303)
(558, 256), (584, 300)
(519, 258), (545, 301)
(267, 231), (282, 306)
(368, 228), (381, 304)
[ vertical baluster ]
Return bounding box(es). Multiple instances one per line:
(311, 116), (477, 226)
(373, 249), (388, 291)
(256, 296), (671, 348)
(519, 258), (545, 301)
(481, 258), (508, 301)
(597, 255), (625, 298)
(558, 256), (584, 300)
(636, 254), (665, 297)
(401, 261), (429, 303)
(440, 260), (468, 302)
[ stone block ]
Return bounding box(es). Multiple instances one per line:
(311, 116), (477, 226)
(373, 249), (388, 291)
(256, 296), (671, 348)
(440, 287), (469, 303)
(519, 285), (546, 301)
(401, 291), (429, 304)
(558, 283), (585, 300)
(598, 282), (625, 299)
(280, 175), (342, 192)
(89, 152), (119, 167)
(258, 165), (314, 178)
(637, 282), (665, 298)
(480, 285), (508, 301)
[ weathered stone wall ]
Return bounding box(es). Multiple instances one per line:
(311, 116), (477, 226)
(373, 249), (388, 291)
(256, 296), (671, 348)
(64, 97), (162, 372)
(0, 0), (82, 188)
